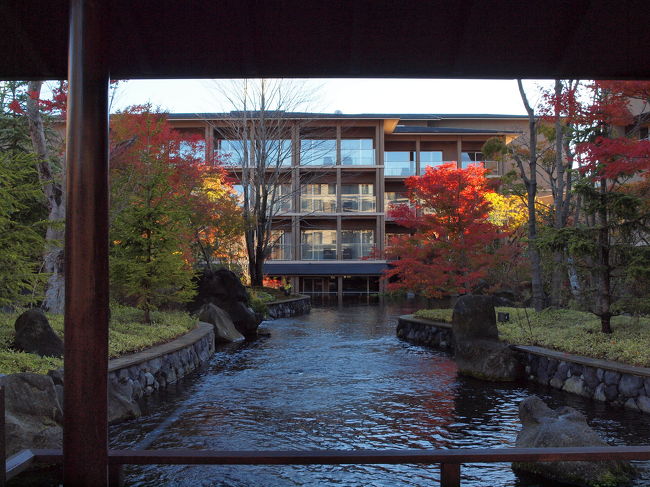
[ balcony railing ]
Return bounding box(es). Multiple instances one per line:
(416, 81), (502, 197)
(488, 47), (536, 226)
(268, 244), (292, 260)
(301, 244), (337, 260)
(341, 195), (376, 212)
(300, 196), (337, 213)
(385, 161), (415, 176)
(341, 149), (375, 165)
(341, 242), (374, 260)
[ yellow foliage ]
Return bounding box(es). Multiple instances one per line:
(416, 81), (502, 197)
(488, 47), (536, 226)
(486, 193), (528, 229)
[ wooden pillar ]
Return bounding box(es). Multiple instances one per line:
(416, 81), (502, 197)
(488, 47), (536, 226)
(64, 0), (110, 485)
(440, 463), (461, 487)
(456, 137), (463, 169)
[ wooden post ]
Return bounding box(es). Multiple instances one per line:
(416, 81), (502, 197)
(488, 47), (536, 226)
(64, 0), (110, 485)
(440, 463), (460, 487)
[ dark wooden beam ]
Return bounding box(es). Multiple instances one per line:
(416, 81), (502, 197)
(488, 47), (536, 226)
(63, 0), (110, 485)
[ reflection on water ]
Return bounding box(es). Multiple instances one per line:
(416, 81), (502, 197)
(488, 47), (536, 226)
(110, 300), (650, 486)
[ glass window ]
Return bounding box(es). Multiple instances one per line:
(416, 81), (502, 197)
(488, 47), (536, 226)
(341, 184), (375, 212)
(420, 150), (443, 172)
(385, 151), (416, 176)
(270, 184), (293, 214)
(179, 139), (206, 160)
(265, 139), (292, 167)
(300, 184), (337, 213)
(216, 139), (291, 167)
(341, 230), (374, 260)
(384, 192), (410, 213)
(341, 139), (375, 165)
(269, 231), (292, 260)
(301, 139), (336, 166)
(461, 151), (485, 168)
(301, 230), (337, 260)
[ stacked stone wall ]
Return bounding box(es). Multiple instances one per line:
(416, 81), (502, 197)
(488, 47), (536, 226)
(398, 315), (650, 414)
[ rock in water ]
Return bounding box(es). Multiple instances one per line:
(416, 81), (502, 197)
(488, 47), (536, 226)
(1, 373), (63, 456)
(513, 396), (635, 487)
(189, 268), (261, 338)
(451, 295), (522, 381)
(14, 308), (64, 358)
(199, 304), (245, 343)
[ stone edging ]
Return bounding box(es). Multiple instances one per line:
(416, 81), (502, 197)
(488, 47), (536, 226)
(397, 315), (650, 415)
(266, 295), (311, 319)
(108, 322), (215, 406)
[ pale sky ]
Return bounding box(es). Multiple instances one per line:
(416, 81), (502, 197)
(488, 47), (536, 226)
(109, 79), (553, 116)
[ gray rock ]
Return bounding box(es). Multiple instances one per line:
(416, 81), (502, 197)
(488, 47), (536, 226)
(569, 362), (583, 376)
(597, 368), (605, 381)
(563, 376), (588, 397)
(604, 384), (619, 402)
(451, 296), (522, 381)
(637, 395), (650, 414)
(603, 370), (621, 385)
(199, 304), (245, 343)
(108, 381), (141, 424)
(2, 373), (63, 456)
(454, 340), (523, 382)
(513, 396), (635, 487)
(550, 377), (565, 389)
(624, 398), (640, 412)
(594, 383), (607, 402)
(582, 367), (599, 390)
(14, 308), (64, 358)
(618, 375), (644, 398)
(644, 378), (650, 397)
(556, 362), (569, 380)
(189, 268), (262, 338)
(451, 295), (498, 342)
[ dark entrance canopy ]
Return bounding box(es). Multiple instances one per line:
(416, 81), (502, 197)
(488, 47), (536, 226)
(3, 0), (650, 485)
(3, 0), (650, 80)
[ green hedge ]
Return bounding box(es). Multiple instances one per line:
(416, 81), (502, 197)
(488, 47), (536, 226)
(0, 305), (196, 375)
(413, 307), (650, 367)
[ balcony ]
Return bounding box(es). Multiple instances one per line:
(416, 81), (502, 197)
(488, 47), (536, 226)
(269, 243), (292, 260)
(340, 242), (374, 260)
(341, 195), (376, 212)
(341, 139), (375, 165)
(300, 195), (337, 213)
(301, 244), (337, 260)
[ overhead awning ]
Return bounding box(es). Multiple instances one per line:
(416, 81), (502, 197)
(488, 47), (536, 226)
(264, 262), (389, 276)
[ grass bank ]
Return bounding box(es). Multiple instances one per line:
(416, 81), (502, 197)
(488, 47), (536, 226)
(413, 307), (650, 368)
(0, 305), (196, 375)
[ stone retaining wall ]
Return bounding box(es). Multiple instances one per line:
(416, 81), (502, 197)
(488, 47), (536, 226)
(108, 322), (215, 404)
(267, 295), (311, 319)
(398, 315), (650, 414)
(396, 315), (453, 351)
(515, 345), (650, 414)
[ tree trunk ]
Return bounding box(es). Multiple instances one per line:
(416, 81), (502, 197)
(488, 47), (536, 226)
(25, 81), (66, 313)
(597, 178), (612, 334)
(517, 80), (545, 311)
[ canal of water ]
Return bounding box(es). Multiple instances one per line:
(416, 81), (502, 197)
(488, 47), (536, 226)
(110, 301), (650, 486)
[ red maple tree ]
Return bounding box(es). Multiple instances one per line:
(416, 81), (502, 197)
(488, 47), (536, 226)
(383, 163), (506, 298)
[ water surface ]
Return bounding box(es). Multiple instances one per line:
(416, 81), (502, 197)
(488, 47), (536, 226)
(111, 301), (650, 486)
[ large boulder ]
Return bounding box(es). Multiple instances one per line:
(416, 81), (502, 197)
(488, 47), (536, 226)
(452, 295), (522, 381)
(14, 308), (64, 358)
(199, 304), (245, 343)
(189, 268), (262, 338)
(514, 396), (635, 487)
(1, 373), (63, 456)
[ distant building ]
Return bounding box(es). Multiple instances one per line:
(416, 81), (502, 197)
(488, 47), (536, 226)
(168, 112), (529, 297)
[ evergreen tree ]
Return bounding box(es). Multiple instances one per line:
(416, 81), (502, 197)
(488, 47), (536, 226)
(0, 151), (46, 307)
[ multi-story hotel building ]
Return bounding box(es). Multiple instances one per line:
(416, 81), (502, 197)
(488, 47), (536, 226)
(168, 112), (529, 297)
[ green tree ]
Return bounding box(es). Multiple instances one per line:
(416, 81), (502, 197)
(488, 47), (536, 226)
(109, 107), (198, 323)
(0, 151), (46, 306)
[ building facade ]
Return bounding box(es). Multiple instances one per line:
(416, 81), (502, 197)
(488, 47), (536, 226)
(168, 112), (528, 297)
